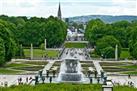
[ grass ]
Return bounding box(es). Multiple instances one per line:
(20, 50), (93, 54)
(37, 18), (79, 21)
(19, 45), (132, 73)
(100, 62), (133, 66)
(0, 61), (47, 74)
(46, 50), (59, 58)
(120, 48), (131, 59)
(24, 49), (59, 58)
(102, 67), (131, 72)
(0, 84), (101, 91)
(0, 68), (22, 74)
(114, 85), (137, 91)
(121, 65), (137, 69)
(64, 42), (87, 48)
(23, 61), (48, 65)
(12, 66), (44, 71)
(0, 84), (137, 91)
(122, 71), (137, 75)
(100, 62), (137, 74)
(5, 63), (31, 68)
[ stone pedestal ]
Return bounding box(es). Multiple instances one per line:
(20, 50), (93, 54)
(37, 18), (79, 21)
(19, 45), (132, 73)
(115, 44), (118, 61)
(30, 43), (33, 60)
(45, 39), (46, 50)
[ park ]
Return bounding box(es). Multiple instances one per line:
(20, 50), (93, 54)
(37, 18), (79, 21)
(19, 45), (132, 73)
(0, 1), (137, 91)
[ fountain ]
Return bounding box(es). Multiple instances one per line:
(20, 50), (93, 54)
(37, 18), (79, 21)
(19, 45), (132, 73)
(58, 58), (85, 82)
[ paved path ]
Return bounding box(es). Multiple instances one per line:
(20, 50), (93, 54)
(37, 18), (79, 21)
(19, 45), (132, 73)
(108, 75), (137, 88)
(61, 48), (86, 61)
(0, 75), (35, 87)
(42, 60), (55, 75)
(93, 61), (103, 75)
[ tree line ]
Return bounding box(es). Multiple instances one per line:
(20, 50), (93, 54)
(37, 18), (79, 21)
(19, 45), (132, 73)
(85, 19), (137, 59)
(0, 15), (67, 65)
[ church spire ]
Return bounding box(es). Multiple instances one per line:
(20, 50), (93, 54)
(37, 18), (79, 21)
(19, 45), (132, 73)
(57, 2), (62, 20)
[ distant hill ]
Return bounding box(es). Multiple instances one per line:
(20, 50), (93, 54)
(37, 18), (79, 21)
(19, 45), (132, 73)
(67, 15), (137, 23)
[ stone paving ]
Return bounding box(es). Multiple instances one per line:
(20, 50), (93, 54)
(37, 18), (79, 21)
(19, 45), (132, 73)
(61, 48), (87, 60)
(108, 75), (137, 87)
(0, 75), (35, 87)
(42, 60), (55, 75)
(93, 61), (103, 75)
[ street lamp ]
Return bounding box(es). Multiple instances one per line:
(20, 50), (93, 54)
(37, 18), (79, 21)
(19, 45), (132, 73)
(102, 85), (113, 91)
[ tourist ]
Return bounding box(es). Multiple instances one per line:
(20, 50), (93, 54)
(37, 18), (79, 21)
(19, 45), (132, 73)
(18, 77), (22, 85)
(29, 77), (32, 80)
(26, 77), (28, 83)
(1, 82), (3, 86)
(4, 81), (8, 87)
(52, 70), (56, 78)
(90, 77), (92, 84)
(49, 76), (52, 83)
(46, 70), (49, 78)
(94, 71), (97, 78)
(42, 76), (45, 84)
(128, 74), (131, 79)
(97, 77), (100, 84)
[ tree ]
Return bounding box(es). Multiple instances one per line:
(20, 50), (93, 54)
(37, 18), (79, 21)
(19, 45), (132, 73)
(130, 42), (137, 59)
(0, 19), (18, 62)
(85, 19), (105, 46)
(43, 17), (67, 47)
(0, 37), (5, 65)
(96, 36), (121, 58)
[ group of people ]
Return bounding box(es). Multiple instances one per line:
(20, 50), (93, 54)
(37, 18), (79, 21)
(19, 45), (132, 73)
(112, 75), (135, 87)
(18, 76), (33, 85)
(0, 77), (8, 87)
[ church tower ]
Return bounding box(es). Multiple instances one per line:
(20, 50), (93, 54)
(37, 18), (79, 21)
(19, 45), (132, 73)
(57, 3), (62, 20)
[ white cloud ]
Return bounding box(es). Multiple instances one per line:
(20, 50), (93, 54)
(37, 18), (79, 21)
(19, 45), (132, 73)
(0, 0), (136, 17)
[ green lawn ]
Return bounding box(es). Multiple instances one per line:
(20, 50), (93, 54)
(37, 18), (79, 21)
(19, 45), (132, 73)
(121, 65), (137, 69)
(120, 48), (131, 59)
(0, 61), (47, 74)
(122, 71), (137, 75)
(24, 49), (59, 58)
(5, 63), (31, 68)
(100, 62), (137, 73)
(64, 42), (87, 48)
(0, 84), (137, 91)
(0, 68), (22, 74)
(23, 61), (48, 65)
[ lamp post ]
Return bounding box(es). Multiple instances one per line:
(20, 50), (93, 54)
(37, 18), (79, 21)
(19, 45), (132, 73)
(102, 85), (113, 91)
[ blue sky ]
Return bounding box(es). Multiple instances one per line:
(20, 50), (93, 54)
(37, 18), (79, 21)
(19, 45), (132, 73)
(0, 0), (137, 17)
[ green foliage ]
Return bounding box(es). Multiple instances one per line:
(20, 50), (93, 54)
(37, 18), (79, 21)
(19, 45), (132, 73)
(101, 47), (115, 58)
(114, 85), (137, 91)
(0, 84), (137, 91)
(0, 15), (67, 48)
(130, 41), (137, 59)
(0, 37), (5, 65)
(44, 17), (67, 48)
(40, 43), (45, 50)
(85, 19), (137, 59)
(96, 36), (121, 58)
(0, 84), (101, 91)
(0, 19), (18, 65)
(85, 19), (105, 45)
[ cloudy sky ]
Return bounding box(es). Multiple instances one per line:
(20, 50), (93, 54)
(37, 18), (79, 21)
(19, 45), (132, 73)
(0, 0), (137, 18)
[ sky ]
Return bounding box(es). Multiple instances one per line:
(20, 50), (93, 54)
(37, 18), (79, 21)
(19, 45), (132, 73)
(0, 0), (137, 18)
